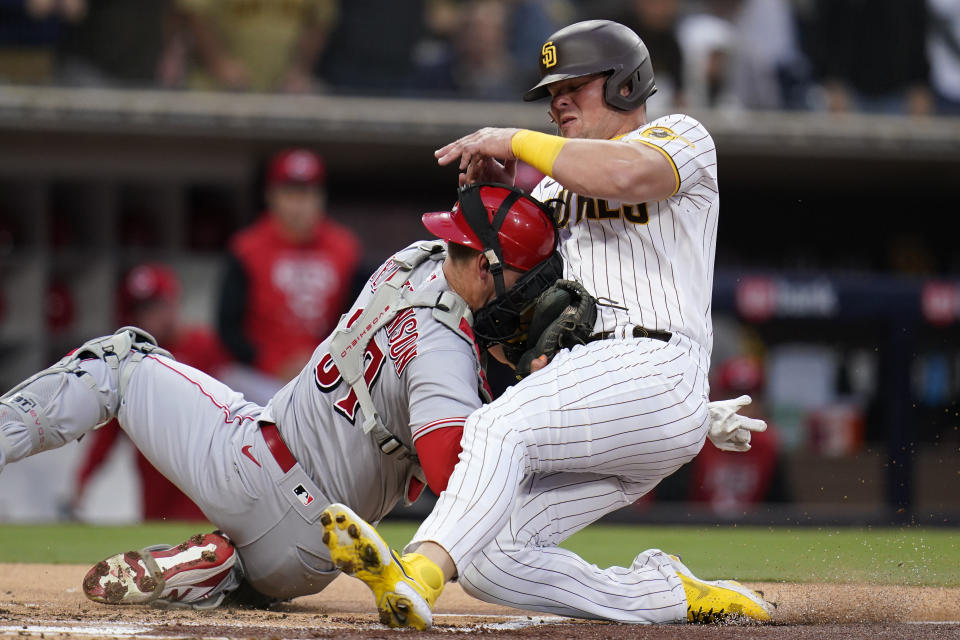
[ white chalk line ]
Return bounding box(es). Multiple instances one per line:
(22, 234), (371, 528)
(0, 614), (571, 638)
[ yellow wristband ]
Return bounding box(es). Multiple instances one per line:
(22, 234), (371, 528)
(510, 129), (567, 176)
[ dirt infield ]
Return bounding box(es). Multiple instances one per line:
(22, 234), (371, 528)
(1, 564), (959, 640)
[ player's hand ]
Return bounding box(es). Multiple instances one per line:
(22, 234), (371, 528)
(461, 156), (517, 187)
(706, 395), (767, 452)
(436, 127), (522, 175)
(527, 355), (548, 374)
(488, 345), (546, 373)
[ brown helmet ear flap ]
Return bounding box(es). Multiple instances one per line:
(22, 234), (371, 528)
(604, 58), (657, 111)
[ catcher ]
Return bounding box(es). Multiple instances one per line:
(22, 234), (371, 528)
(0, 183), (566, 609)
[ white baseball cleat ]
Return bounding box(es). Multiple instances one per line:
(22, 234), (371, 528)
(668, 554), (772, 623)
(83, 532), (237, 607)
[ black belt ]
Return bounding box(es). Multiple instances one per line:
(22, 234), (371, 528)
(590, 326), (672, 342)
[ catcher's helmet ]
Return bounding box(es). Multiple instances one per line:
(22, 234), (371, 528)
(422, 183), (557, 273)
(423, 183), (563, 347)
(523, 19), (656, 111)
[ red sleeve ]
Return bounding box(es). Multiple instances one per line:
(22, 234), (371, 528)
(413, 425), (464, 495)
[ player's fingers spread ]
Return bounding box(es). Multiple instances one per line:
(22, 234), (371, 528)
(436, 147), (460, 166)
(465, 160), (484, 183)
(741, 417), (768, 432)
(459, 150), (473, 172)
(435, 138), (468, 164)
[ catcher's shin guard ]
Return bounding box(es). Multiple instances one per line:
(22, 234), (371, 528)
(0, 327), (171, 468)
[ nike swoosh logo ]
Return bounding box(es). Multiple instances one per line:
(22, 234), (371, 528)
(691, 582), (711, 601)
(241, 445), (261, 467)
(390, 549), (413, 581)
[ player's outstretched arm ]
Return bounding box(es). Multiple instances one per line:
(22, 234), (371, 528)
(433, 127), (520, 178)
(436, 128), (676, 202)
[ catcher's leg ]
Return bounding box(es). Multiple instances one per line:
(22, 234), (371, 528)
(83, 531), (242, 608)
(0, 327), (170, 472)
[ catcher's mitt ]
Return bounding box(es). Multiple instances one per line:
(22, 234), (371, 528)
(506, 279), (597, 379)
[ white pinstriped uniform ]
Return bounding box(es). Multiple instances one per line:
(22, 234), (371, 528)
(409, 114), (719, 623)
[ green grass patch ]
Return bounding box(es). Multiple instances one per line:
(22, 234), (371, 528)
(1, 522), (956, 587)
(544, 524), (960, 587)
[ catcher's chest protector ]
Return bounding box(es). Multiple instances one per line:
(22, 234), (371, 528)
(328, 241), (487, 462)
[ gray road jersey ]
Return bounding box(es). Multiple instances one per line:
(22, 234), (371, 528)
(261, 243), (487, 524)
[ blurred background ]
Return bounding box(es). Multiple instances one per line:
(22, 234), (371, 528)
(0, 0), (957, 527)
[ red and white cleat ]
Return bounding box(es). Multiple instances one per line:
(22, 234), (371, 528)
(83, 532), (237, 607)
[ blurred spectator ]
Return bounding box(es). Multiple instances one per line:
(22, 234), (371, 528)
(314, 0), (428, 94)
(927, 0), (960, 115)
(0, 0), (86, 84)
(414, 0), (571, 99)
(688, 355), (791, 514)
(597, 0), (688, 111)
(677, 0), (740, 108)
(807, 0), (932, 115)
(417, 0), (527, 99)
(69, 263), (232, 521)
(45, 276), (75, 333)
(456, 0), (524, 98)
(731, 0), (811, 110)
(177, 0), (336, 93)
(55, 0), (185, 88)
(217, 148), (361, 385)
(505, 0), (576, 85)
(678, 0), (810, 110)
(656, 354), (792, 513)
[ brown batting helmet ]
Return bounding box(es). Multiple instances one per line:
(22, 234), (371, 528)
(524, 20), (656, 111)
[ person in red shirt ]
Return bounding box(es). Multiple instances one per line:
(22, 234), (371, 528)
(217, 148), (362, 383)
(686, 355), (792, 513)
(71, 263), (232, 521)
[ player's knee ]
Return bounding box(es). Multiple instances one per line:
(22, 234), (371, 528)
(0, 327), (171, 460)
(458, 559), (492, 599)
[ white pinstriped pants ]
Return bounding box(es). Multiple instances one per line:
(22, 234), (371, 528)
(408, 335), (710, 623)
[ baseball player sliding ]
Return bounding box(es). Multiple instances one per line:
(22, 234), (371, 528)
(0, 184), (564, 609)
(319, 20), (772, 630)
